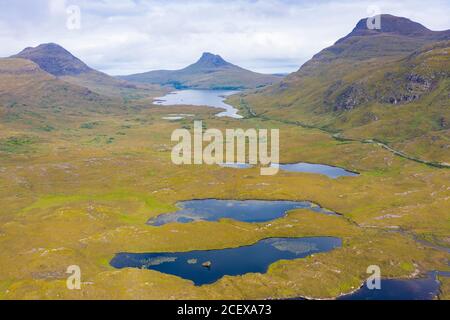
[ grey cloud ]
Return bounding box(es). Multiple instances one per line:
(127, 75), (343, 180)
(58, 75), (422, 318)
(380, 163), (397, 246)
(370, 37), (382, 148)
(0, 0), (449, 75)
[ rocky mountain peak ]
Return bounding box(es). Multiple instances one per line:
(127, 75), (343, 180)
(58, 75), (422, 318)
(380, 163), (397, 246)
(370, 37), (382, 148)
(194, 52), (232, 68)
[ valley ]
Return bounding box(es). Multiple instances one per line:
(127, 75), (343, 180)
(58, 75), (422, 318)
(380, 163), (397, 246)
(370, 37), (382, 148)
(0, 98), (448, 299)
(0, 13), (448, 301)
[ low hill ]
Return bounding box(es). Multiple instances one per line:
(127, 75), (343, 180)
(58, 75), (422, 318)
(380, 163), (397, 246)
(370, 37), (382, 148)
(119, 52), (282, 90)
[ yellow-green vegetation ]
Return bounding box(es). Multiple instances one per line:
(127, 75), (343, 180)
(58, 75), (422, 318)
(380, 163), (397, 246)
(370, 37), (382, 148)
(0, 94), (448, 299)
(439, 277), (450, 300)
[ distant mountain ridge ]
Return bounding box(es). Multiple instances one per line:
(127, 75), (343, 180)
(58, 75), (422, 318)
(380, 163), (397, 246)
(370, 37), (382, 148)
(119, 52), (283, 90)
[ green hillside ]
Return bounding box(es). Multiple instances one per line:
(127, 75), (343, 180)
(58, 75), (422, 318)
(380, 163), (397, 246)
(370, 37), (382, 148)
(234, 15), (450, 163)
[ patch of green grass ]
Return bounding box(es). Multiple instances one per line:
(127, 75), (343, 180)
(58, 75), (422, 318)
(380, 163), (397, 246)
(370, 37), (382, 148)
(364, 169), (387, 177)
(0, 136), (37, 153)
(37, 125), (55, 132)
(85, 135), (115, 145)
(80, 122), (100, 129)
(400, 262), (415, 273)
(21, 191), (175, 215)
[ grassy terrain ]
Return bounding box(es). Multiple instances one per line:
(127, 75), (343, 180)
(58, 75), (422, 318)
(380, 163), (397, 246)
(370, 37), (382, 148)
(0, 97), (448, 299)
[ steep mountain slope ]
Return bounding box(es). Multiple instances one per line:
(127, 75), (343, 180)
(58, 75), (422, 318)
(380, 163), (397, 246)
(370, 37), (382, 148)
(119, 52), (282, 90)
(238, 15), (450, 162)
(11, 43), (153, 98)
(12, 43), (92, 76)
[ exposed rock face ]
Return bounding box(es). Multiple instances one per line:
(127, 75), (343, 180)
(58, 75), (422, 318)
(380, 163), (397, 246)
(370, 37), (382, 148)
(193, 52), (231, 69)
(333, 85), (369, 111)
(406, 73), (433, 92)
(329, 71), (436, 111)
(380, 73), (435, 105)
(322, 38), (449, 112)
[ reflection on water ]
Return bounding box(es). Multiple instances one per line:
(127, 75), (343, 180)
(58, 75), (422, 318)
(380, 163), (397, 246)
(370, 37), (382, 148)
(219, 162), (253, 169)
(275, 162), (359, 179)
(147, 199), (337, 226)
(154, 90), (242, 119)
(110, 237), (342, 286)
(217, 161), (358, 179)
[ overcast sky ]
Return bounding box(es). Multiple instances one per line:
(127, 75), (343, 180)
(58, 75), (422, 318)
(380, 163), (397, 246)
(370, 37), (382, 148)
(0, 0), (449, 75)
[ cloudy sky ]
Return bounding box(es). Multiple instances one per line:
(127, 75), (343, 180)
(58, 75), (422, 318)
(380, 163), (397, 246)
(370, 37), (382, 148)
(0, 0), (449, 75)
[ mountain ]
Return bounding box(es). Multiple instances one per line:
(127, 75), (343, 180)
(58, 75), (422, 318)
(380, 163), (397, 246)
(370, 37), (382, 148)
(12, 43), (92, 76)
(119, 52), (283, 90)
(338, 14), (449, 42)
(239, 14), (450, 162)
(11, 43), (148, 98)
(304, 14), (450, 64)
(0, 57), (113, 111)
(2, 43), (165, 115)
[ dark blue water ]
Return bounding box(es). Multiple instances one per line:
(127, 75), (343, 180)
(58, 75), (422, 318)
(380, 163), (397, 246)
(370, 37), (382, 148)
(339, 271), (450, 300)
(275, 162), (358, 179)
(153, 90), (242, 119)
(110, 237), (342, 286)
(147, 199), (336, 226)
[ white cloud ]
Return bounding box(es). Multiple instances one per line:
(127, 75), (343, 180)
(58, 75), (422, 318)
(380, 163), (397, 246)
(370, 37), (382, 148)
(0, 0), (448, 75)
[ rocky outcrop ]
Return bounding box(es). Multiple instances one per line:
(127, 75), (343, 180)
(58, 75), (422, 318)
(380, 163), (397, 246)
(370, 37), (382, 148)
(333, 84), (369, 111)
(326, 69), (440, 112)
(439, 117), (448, 129)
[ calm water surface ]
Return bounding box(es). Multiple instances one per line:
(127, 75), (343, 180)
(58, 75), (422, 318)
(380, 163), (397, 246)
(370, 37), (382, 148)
(154, 90), (242, 118)
(218, 162), (358, 179)
(274, 162), (359, 179)
(339, 271), (450, 300)
(110, 237), (342, 286)
(147, 199), (337, 226)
